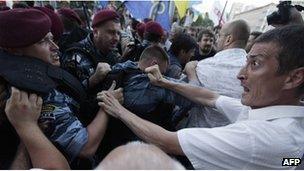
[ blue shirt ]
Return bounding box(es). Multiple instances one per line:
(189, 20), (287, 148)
(39, 89), (88, 161)
(96, 60), (193, 160)
(111, 61), (192, 115)
(165, 50), (183, 79)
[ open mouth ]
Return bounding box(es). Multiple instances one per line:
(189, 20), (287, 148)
(52, 54), (59, 59)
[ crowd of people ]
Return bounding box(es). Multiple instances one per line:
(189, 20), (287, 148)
(0, 1), (303, 170)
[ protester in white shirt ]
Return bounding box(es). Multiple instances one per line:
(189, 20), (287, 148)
(98, 25), (304, 169)
(179, 20), (250, 128)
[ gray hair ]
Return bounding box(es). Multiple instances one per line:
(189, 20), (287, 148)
(96, 141), (185, 170)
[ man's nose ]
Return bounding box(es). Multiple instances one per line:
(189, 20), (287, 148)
(50, 40), (59, 50)
(207, 40), (213, 45)
(237, 66), (247, 81)
(114, 32), (120, 41)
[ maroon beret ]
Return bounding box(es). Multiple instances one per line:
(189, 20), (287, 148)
(136, 23), (146, 38)
(92, 9), (120, 28)
(34, 7), (63, 41)
(57, 7), (81, 25)
(0, 8), (51, 48)
(145, 21), (164, 37)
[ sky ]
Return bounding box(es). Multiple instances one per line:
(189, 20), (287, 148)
(225, 0), (279, 10)
(193, 0), (279, 14)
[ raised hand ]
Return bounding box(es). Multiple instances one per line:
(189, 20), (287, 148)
(90, 62), (112, 86)
(5, 87), (43, 129)
(144, 65), (165, 86)
(98, 91), (127, 118)
(97, 81), (124, 104)
(183, 61), (199, 81)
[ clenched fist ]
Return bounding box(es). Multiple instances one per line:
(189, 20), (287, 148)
(90, 62), (112, 87)
(5, 87), (43, 129)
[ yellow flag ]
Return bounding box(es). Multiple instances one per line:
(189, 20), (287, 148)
(174, 0), (189, 18)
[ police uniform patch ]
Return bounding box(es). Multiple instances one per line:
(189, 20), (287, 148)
(39, 104), (56, 136)
(41, 104), (56, 119)
(76, 54), (82, 63)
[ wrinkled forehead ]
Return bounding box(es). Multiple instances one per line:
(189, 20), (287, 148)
(248, 42), (280, 59)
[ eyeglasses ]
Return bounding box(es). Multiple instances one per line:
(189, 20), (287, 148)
(218, 33), (230, 38)
(38, 36), (55, 45)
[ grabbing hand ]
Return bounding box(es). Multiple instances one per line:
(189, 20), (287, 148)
(122, 43), (135, 58)
(183, 61), (199, 81)
(5, 87), (43, 129)
(145, 65), (166, 86)
(97, 81), (124, 104)
(90, 62), (111, 85)
(98, 91), (127, 118)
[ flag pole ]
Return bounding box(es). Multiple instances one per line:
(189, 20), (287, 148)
(117, 1), (126, 11)
(82, 2), (91, 30)
(218, 0), (228, 26)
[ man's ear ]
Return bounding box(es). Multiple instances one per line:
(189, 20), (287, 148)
(151, 59), (158, 66)
(93, 28), (98, 37)
(283, 67), (304, 90)
(225, 34), (233, 46)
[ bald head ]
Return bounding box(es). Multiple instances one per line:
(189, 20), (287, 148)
(218, 20), (250, 50)
(96, 141), (185, 170)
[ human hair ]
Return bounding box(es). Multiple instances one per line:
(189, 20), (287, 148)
(131, 18), (140, 30)
(188, 26), (196, 32)
(197, 29), (215, 42)
(139, 45), (169, 63)
(144, 32), (162, 43)
(74, 8), (87, 25)
(59, 14), (80, 32)
(250, 31), (262, 39)
(225, 20), (250, 48)
(170, 33), (197, 56)
(96, 141), (185, 170)
(255, 24), (304, 94)
(44, 4), (54, 11)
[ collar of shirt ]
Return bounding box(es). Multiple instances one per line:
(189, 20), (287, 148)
(168, 50), (182, 67)
(248, 105), (304, 121)
(214, 48), (246, 59)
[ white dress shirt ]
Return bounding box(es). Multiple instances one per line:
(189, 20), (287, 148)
(177, 48), (247, 128)
(196, 48), (247, 98)
(177, 96), (304, 169)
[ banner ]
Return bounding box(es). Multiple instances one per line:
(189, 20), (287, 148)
(98, 1), (109, 9)
(174, 0), (202, 18)
(174, 0), (189, 18)
(209, 0), (227, 26)
(125, 1), (171, 31)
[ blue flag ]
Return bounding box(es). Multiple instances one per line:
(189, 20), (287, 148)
(125, 1), (171, 31)
(98, 1), (108, 9)
(154, 1), (171, 31)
